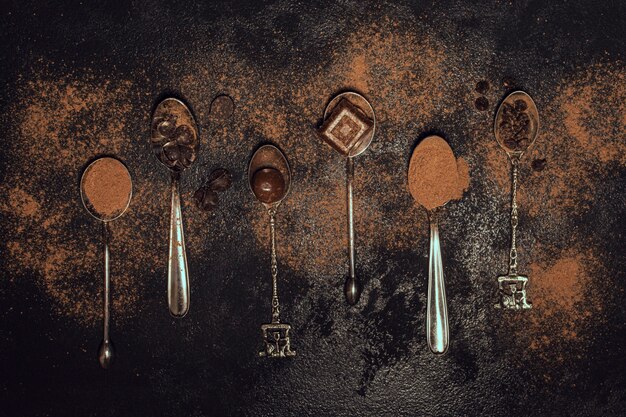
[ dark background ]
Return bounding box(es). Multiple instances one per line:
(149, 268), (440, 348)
(1, 1), (625, 416)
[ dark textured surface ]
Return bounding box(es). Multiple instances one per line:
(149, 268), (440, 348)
(1, 1), (625, 416)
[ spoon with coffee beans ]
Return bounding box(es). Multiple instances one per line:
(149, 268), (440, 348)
(493, 91), (539, 310)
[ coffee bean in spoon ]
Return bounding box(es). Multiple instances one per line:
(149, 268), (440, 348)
(252, 167), (286, 204)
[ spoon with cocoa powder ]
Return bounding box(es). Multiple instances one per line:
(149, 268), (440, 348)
(493, 91), (538, 310)
(248, 144), (296, 358)
(80, 157), (132, 369)
(408, 135), (469, 354)
(151, 98), (199, 318)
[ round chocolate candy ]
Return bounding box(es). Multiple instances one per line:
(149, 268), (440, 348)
(252, 167), (286, 204)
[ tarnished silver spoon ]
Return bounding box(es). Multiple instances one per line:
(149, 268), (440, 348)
(494, 91), (539, 310)
(151, 98), (199, 317)
(80, 157), (132, 369)
(318, 91), (376, 305)
(249, 144), (296, 358)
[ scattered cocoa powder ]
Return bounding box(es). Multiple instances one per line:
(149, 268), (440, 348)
(81, 157), (132, 219)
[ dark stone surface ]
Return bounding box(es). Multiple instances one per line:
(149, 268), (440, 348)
(0, 1), (625, 416)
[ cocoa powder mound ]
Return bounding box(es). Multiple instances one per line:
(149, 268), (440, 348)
(408, 136), (469, 211)
(81, 157), (132, 219)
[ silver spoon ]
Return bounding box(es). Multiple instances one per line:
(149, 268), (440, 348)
(408, 135), (459, 354)
(494, 91), (538, 310)
(249, 144), (296, 358)
(151, 98), (199, 317)
(320, 92), (376, 305)
(80, 157), (132, 369)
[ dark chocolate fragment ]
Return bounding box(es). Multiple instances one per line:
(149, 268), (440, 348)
(317, 98), (373, 156)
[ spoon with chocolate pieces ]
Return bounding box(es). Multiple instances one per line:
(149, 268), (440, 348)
(151, 98), (199, 318)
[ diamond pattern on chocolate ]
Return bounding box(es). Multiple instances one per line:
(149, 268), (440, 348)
(318, 98), (373, 156)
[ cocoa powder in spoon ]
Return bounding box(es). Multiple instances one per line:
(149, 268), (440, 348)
(81, 157), (132, 220)
(408, 135), (469, 210)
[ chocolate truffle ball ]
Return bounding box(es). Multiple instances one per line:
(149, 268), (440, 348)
(252, 168), (286, 204)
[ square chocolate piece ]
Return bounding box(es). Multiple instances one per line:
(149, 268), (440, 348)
(318, 98), (374, 155)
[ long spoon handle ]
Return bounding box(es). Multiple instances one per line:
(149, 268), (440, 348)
(98, 221), (115, 369)
(344, 157), (361, 305)
(427, 212), (449, 354)
(168, 173), (190, 317)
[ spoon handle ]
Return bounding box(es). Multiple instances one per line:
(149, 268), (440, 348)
(168, 173), (190, 317)
(268, 208), (281, 323)
(344, 157), (361, 305)
(427, 212), (449, 354)
(98, 221), (114, 369)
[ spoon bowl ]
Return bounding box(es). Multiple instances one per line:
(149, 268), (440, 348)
(494, 91), (539, 159)
(248, 144), (291, 208)
(151, 98), (199, 172)
(80, 157), (132, 222)
(323, 91), (376, 158)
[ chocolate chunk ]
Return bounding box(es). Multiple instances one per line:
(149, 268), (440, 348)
(252, 167), (286, 204)
(475, 96), (489, 111)
(475, 80), (490, 94)
(317, 98), (373, 156)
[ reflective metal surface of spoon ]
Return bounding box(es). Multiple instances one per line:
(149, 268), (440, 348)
(322, 92), (376, 305)
(408, 135), (458, 354)
(80, 157), (132, 369)
(151, 98), (199, 318)
(249, 144), (296, 358)
(494, 91), (538, 310)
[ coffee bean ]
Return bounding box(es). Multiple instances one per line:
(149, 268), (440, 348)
(475, 80), (490, 94)
(514, 99), (528, 111)
(207, 169), (232, 192)
(475, 96), (489, 111)
(194, 188), (219, 211)
(532, 158), (547, 171)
